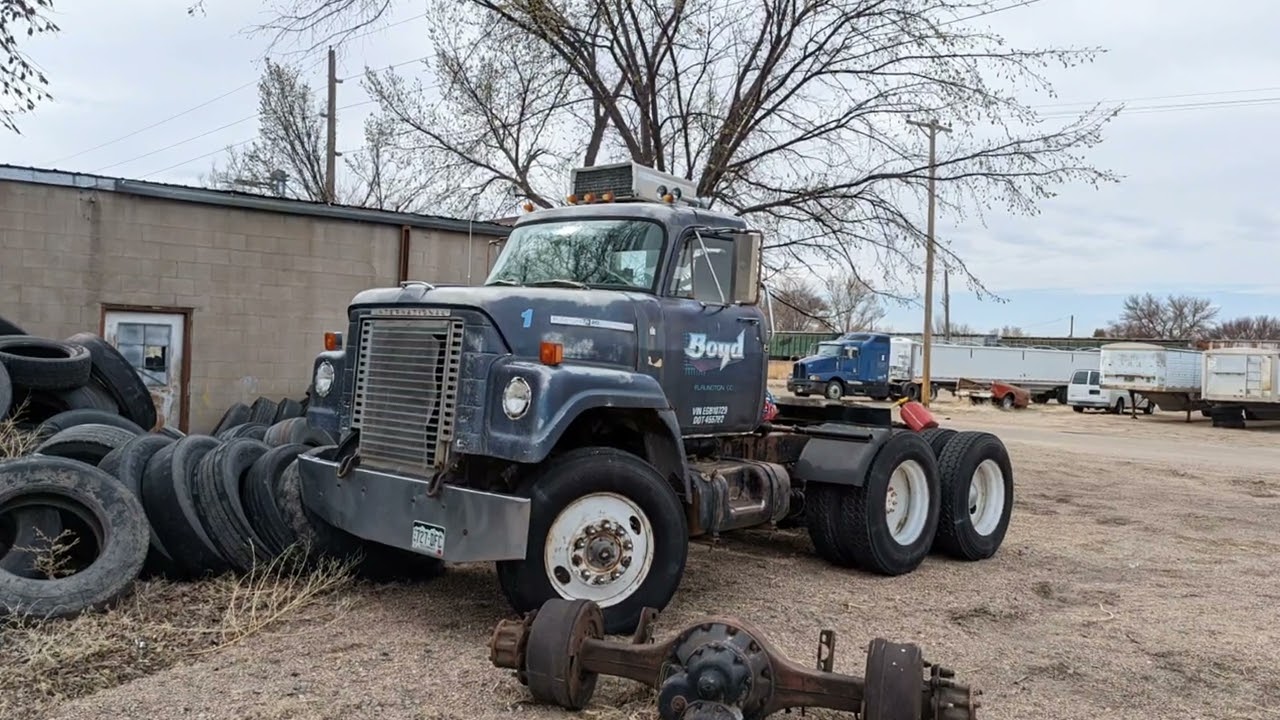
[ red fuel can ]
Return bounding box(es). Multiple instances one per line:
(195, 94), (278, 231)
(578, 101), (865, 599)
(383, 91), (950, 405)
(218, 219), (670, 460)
(898, 399), (939, 431)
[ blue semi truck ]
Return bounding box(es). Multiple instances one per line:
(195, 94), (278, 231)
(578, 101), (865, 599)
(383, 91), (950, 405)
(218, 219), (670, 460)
(786, 332), (913, 401)
(299, 162), (1015, 635)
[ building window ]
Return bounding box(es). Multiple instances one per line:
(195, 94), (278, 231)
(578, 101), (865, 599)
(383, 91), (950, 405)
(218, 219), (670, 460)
(117, 322), (171, 387)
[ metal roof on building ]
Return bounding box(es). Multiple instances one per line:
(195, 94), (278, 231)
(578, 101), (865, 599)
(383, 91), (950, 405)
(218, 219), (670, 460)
(0, 164), (512, 237)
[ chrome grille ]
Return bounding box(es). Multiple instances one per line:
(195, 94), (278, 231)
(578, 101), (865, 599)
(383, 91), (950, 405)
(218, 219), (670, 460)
(350, 317), (463, 476)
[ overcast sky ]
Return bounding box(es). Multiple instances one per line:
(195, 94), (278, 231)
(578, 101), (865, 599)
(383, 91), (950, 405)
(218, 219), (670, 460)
(2, 0), (1277, 337)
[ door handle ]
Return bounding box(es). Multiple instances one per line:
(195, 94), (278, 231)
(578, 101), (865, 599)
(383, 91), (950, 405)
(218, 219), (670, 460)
(737, 317), (760, 324)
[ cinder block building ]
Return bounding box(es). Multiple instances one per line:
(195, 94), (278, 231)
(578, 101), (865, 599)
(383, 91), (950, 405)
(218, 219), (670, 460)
(0, 165), (511, 433)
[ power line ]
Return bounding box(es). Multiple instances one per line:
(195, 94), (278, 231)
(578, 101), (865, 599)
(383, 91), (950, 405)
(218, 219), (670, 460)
(44, 12), (431, 167)
(1040, 95), (1280, 119)
(1032, 85), (1280, 109)
(133, 98), (381, 179)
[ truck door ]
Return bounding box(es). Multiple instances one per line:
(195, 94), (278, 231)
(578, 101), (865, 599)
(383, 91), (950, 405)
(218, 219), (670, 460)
(840, 345), (858, 377)
(662, 229), (766, 434)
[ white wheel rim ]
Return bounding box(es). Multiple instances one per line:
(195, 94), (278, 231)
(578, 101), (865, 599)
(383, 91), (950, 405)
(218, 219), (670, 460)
(544, 492), (654, 607)
(884, 459), (929, 545)
(969, 459), (1006, 536)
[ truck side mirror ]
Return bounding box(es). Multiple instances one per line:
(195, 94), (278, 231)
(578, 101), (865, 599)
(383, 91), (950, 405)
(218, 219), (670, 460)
(732, 230), (762, 305)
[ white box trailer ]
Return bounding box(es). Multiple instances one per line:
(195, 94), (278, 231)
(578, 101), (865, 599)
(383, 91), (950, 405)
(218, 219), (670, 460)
(900, 341), (1098, 403)
(1099, 342), (1206, 414)
(1201, 347), (1280, 426)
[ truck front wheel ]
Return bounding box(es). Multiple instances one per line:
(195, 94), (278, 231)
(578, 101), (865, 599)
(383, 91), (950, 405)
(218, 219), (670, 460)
(824, 380), (844, 400)
(496, 447), (688, 635)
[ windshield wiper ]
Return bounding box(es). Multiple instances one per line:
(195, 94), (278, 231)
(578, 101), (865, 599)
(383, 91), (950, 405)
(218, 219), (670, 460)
(529, 278), (589, 289)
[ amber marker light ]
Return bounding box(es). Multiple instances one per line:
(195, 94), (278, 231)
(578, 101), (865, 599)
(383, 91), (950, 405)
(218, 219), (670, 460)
(540, 341), (564, 366)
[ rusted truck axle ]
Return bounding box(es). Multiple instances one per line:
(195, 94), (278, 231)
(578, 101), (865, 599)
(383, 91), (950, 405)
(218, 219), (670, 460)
(488, 599), (980, 720)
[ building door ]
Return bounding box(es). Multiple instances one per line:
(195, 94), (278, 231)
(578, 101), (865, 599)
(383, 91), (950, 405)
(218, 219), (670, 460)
(102, 309), (188, 431)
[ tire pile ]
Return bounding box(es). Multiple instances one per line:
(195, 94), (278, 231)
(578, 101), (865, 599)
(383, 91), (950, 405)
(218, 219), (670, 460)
(0, 316), (442, 621)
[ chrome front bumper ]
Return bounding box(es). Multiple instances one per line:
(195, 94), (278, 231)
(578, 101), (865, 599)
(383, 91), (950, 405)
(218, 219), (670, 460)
(296, 454), (531, 562)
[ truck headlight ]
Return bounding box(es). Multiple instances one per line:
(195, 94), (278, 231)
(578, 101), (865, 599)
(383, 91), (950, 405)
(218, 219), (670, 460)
(502, 377), (532, 419)
(809, 374), (820, 381)
(314, 361), (335, 397)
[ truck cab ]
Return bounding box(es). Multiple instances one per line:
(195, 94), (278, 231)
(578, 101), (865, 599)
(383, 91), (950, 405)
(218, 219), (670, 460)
(786, 332), (893, 400)
(299, 162), (1015, 634)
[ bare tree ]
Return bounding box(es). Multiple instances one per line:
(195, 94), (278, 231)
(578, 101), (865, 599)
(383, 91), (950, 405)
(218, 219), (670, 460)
(1106, 293), (1218, 339)
(825, 276), (885, 333)
(934, 319), (979, 336)
(770, 277), (832, 332)
(1, 0), (58, 134)
(1206, 316), (1280, 342)
(251, 0), (1119, 294)
(993, 325), (1025, 337)
(205, 60), (433, 211)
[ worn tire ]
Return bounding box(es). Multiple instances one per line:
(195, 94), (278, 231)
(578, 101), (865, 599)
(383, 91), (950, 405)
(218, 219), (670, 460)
(933, 431), (1014, 561)
(37, 409), (145, 442)
(65, 333), (158, 431)
(0, 507), (63, 578)
(219, 423), (268, 441)
(0, 337), (93, 391)
(273, 398), (304, 423)
(213, 403), (252, 437)
(35, 423), (139, 466)
(52, 380), (119, 415)
(830, 431), (941, 575)
(96, 433), (178, 577)
(249, 397), (279, 425)
(157, 425), (186, 439)
(192, 438), (272, 573)
(805, 482), (851, 565)
(0, 361), (10, 419)
(0, 315), (25, 336)
(918, 427), (957, 458)
(263, 417), (333, 447)
(824, 380), (843, 401)
(243, 443), (309, 557)
(495, 447), (688, 635)
(0, 456), (149, 619)
(141, 435), (229, 577)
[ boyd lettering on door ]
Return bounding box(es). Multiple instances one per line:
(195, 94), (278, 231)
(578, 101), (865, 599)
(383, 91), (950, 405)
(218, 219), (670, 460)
(684, 331), (746, 371)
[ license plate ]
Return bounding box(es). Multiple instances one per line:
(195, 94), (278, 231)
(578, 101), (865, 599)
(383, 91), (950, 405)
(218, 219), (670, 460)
(410, 521), (446, 558)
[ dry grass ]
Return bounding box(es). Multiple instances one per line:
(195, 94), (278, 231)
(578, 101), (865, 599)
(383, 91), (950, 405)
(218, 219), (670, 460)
(0, 412), (38, 459)
(0, 548), (358, 720)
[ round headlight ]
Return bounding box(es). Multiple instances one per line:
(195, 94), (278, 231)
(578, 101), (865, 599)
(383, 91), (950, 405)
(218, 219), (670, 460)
(314, 361), (335, 397)
(809, 374), (820, 381)
(502, 377), (532, 419)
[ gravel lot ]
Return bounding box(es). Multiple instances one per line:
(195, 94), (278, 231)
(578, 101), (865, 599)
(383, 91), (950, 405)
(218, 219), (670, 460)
(31, 394), (1280, 720)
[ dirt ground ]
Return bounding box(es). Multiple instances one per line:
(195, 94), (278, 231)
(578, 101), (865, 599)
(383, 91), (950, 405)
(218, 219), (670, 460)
(30, 392), (1280, 720)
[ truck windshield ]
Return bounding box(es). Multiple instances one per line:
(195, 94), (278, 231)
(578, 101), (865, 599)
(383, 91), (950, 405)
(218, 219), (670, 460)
(486, 219), (665, 291)
(817, 343), (841, 357)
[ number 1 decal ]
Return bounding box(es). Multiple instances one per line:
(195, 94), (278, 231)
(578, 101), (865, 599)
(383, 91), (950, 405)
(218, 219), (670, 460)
(521, 308), (533, 328)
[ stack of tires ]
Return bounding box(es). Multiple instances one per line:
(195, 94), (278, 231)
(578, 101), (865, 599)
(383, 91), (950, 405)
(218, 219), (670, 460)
(0, 319), (440, 621)
(0, 317), (162, 435)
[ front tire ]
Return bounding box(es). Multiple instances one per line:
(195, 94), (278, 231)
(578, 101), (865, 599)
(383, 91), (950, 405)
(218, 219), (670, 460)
(824, 380), (844, 400)
(1113, 397), (1126, 415)
(496, 447), (687, 635)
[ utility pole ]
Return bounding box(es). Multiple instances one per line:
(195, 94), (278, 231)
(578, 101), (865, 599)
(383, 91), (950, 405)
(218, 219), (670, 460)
(324, 46), (339, 203)
(907, 118), (951, 406)
(1069, 314), (1075, 337)
(943, 268), (951, 342)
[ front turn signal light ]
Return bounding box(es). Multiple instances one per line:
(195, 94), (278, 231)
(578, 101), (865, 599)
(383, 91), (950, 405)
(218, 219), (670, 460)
(540, 341), (563, 366)
(324, 331), (343, 351)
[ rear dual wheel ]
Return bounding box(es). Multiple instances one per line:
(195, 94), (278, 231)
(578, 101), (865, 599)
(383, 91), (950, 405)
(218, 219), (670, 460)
(933, 431), (1014, 561)
(806, 431), (941, 575)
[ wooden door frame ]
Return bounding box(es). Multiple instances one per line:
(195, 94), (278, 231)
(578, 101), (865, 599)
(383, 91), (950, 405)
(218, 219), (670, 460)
(98, 304), (194, 433)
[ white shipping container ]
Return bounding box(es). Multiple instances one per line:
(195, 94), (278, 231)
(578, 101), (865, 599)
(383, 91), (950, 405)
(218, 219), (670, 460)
(908, 342), (1098, 387)
(1099, 342), (1202, 393)
(1202, 347), (1280, 403)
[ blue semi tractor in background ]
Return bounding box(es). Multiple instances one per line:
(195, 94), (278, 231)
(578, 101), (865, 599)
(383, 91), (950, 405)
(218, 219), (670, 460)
(786, 332), (914, 401)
